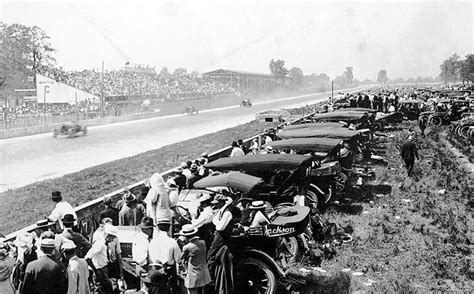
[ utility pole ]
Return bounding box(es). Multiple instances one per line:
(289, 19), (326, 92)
(331, 81), (334, 101)
(43, 85), (49, 125)
(100, 61), (104, 118)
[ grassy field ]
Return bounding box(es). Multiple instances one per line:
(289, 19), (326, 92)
(317, 123), (473, 292)
(0, 120), (277, 234)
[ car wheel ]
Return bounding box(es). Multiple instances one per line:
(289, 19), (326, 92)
(373, 122), (383, 131)
(460, 125), (471, 138)
(276, 236), (299, 268)
(234, 258), (277, 294)
(430, 116), (443, 126)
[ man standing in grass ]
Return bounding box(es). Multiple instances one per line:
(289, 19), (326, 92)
(400, 135), (419, 176)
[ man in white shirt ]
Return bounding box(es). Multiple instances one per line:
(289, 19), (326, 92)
(85, 224), (116, 294)
(229, 141), (245, 157)
(149, 218), (182, 293)
(132, 217), (154, 275)
(48, 191), (77, 229)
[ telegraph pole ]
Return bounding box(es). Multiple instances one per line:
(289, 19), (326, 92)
(100, 61), (104, 118)
(331, 81), (334, 101)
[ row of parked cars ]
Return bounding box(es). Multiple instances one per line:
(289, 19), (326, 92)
(167, 105), (390, 292)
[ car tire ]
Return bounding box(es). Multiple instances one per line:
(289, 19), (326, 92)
(276, 236), (299, 268)
(234, 257), (277, 294)
(460, 125), (471, 138)
(430, 116), (443, 126)
(373, 122), (383, 131)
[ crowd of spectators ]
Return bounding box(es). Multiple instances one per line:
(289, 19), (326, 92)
(39, 66), (236, 99)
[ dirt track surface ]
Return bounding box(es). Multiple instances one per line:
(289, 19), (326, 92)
(0, 87), (372, 192)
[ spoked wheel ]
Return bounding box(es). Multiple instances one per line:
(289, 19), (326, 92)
(430, 116), (443, 126)
(419, 116), (429, 124)
(460, 125), (471, 138)
(234, 258), (277, 294)
(175, 205), (192, 223)
(275, 236), (299, 268)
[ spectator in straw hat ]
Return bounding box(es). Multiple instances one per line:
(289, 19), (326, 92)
(20, 238), (68, 294)
(200, 152), (209, 165)
(99, 196), (119, 226)
(248, 201), (270, 228)
(48, 191), (77, 230)
(179, 224), (211, 294)
(60, 214), (91, 258)
(92, 217), (113, 244)
(62, 242), (90, 294)
(85, 224), (117, 294)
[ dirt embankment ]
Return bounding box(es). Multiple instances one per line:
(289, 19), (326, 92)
(313, 123), (473, 292)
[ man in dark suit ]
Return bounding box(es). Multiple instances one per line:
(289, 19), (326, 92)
(60, 214), (92, 258)
(400, 136), (419, 176)
(99, 196), (119, 225)
(20, 238), (68, 294)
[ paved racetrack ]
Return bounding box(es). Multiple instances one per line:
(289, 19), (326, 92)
(0, 86), (372, 192)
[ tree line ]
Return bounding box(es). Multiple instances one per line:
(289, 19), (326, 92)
(439, 53), (474, 84)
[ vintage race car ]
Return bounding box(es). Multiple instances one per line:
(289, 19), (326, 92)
(53, 122), (87, 138)
(240, 99), (252, 107)
(182, 105), (199, 115)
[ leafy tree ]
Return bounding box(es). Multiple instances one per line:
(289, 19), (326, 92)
(439, 53), (461, 84)
(459, 54), (474, 83)
(288, 67), (303, 86)
(269, 59), (289, 79)
(377, 69), (389, 84)
(0, 22), (56, 93)
(343, 67), (353, 84)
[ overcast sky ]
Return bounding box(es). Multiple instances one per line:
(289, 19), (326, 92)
(1, 0), (472, 80)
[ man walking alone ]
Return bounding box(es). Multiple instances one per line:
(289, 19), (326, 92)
(400, 136), (419, 176)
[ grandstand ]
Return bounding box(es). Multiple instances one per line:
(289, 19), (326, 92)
(203, 69), (283, 93)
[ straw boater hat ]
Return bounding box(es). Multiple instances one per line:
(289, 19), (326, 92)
(61, 242), (76, 253)
(35, 219), (55, 229)
(265, 145), (273, 152)
(40, 238), (56, 249)
(249, 200), (266, 210)
(179, 224), (198, 237)
(157, 218), (171, 225)
(190, 164), (198, 172)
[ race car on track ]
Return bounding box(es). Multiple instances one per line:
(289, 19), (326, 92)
(240, 98), (252, 107)
(53, 122), (87, 138)
(182, 105), (199, 115)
